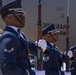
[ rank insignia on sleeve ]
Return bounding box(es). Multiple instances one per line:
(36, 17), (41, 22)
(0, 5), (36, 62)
(4, 47), (14, 53)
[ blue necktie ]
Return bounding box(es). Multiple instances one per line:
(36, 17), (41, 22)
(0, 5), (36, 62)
(53, 44), (56, 48)
(17, 29), (20, 34)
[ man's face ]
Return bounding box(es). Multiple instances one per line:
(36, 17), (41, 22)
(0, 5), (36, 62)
(6, 11), (26, 28)
(14, 12), (26, 28)
(73, 50), (76, 58)
(48, 32), (59, 43)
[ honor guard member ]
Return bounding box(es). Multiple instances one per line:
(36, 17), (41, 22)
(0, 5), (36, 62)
(68, 45), (76, 60)
(40, 24), (71, 75)
(68, 45), (76, 75)
(0, 0), (46, 75)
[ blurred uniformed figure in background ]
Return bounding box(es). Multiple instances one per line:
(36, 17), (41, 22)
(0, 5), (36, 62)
(0, 0), (46, 75)
(68, 45), (76, 75)
(39, 24), (71, 75)
(0, 29), (3, 36)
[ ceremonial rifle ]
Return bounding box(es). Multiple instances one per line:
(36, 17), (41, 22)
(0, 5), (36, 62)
(66, 0), (70, 72)
(37, 0), (43, 70)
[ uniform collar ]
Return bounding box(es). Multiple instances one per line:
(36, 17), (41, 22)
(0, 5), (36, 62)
(50, 43), (54, 46)
(7, 25), (20, 32)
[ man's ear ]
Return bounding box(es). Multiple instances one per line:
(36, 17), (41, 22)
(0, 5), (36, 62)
(3, 15), (12, 24)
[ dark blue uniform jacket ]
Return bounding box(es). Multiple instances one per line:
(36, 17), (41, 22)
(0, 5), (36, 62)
(70, 59), (76, 75)
(0, 26), (36, 75)
(43, 42), (65, 75)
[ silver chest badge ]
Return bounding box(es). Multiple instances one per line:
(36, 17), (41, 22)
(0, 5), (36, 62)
(43, 55), (49, 62)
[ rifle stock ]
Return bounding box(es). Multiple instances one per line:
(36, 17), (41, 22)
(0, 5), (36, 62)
(66, 19), (70, 71)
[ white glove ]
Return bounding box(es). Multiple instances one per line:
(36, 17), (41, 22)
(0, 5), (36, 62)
(34, 70), (45, 75)
(37, 39), (47, 52)
(64, 72), (71, 75)
(67, 50), (73, 58)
